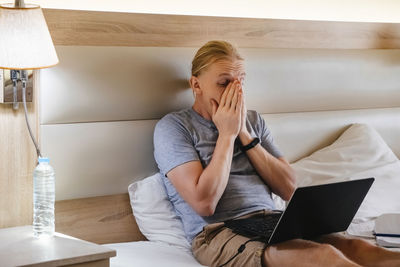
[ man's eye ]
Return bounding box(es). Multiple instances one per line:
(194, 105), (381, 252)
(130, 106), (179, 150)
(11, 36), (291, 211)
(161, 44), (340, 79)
(218, 81), (229, 87)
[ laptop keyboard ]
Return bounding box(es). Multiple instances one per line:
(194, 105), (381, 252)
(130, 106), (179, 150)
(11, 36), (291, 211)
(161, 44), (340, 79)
(224, 212), (282, 242)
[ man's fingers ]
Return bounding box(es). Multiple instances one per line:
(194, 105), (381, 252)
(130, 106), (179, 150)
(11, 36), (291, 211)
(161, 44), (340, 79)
(219, 82), (232, 108)
(226, 82), (237, 108)
(237, 91), (243, 113)
(225, 81), (238, 109)
(210, 99), (218, 117)
(231, 86), (239, 111)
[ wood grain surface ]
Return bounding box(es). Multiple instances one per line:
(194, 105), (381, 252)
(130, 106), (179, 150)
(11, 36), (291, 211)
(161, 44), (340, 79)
(0, 71), (39, 228)
(43, 8), (400, 49)
(55, 193), (146, 244)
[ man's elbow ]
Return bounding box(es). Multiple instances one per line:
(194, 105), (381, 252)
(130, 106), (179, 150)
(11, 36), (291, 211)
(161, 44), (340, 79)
(195, 200), (216, 217)
(197, 207), (215, 217)
(281, 183), (296, 201)
(281, 170), (297, 201)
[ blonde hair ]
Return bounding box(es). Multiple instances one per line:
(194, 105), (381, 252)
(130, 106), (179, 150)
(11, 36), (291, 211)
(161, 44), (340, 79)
(191, 40), (244, 77)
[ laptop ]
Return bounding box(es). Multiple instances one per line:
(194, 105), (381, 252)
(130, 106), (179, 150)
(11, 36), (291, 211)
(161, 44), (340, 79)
(224, 178), (374, 245)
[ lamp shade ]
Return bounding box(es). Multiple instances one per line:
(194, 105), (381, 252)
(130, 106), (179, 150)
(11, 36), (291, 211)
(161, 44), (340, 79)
(0, 3), (58, 70)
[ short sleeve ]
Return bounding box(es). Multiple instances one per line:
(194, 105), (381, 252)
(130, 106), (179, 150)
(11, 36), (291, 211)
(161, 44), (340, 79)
(153, 114), (200, 176)
(252, 112), (283, 159)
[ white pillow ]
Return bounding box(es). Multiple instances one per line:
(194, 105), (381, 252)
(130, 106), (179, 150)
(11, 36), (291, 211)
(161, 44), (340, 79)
(128, 172), (287, 249)
(128, 173), (191, 250)
(291, 123), (400, 222)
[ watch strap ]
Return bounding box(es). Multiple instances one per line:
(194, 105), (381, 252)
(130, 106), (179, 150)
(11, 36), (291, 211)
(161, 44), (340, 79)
(240, 137), (260, 152)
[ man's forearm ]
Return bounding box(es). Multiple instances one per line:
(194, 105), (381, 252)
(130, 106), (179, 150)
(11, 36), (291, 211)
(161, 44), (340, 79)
(195, 134), (235, 214)
(239, 132), (296, 201)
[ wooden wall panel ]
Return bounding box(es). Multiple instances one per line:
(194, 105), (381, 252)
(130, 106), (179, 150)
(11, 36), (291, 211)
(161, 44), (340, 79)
(43, 8), (400, 49)
(0, 71), (39, 228)
(55, 194), (146, 244)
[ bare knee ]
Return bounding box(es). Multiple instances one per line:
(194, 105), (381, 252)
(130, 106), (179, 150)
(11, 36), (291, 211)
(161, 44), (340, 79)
(317, 244), (360, 267)
(316, 234), (377, 256)
(319, 243), (344, 256)
(263, 241), (349, 267)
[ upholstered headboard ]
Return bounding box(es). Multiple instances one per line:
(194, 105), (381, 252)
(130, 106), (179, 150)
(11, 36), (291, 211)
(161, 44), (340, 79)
(40, 9), (400, 243)
(40, 46), (400, 201)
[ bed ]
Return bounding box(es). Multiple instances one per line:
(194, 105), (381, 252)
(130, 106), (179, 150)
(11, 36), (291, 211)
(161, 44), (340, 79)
(38, 9), (400, 266)
(105, 241), (205, 267)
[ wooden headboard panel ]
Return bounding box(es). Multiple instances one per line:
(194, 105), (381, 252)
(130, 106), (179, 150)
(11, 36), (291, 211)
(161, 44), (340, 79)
(43, 9), (400, 244)
(55, 194), (146, 244)
(43, 9), (400, 49)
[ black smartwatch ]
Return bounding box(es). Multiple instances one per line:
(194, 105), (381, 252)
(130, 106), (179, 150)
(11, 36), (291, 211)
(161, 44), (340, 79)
(240, 137), (260, 152)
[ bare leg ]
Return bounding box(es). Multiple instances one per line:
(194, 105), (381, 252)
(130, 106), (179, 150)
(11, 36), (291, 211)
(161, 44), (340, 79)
(314, 233), (400, 267)
(263, 238), (361, 267)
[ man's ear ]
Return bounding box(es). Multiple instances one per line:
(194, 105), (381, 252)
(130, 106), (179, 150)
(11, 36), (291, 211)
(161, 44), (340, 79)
(189, 76), (202, 96)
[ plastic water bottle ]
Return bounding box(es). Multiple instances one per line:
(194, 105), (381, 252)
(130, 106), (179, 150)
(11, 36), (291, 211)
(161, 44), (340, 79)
(33, 157), (55, 237)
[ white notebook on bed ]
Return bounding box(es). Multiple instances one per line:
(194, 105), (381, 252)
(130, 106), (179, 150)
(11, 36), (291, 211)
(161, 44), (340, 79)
(375, 213), (400, 248)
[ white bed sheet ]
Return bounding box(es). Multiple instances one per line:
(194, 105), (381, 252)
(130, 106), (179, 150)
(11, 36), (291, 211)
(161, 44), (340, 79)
(104, 233), (400, 267)
(103, 241), (206, 267)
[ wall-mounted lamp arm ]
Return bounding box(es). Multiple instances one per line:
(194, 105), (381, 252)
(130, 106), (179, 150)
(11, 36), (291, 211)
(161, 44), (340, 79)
(11, 70), (19, 110)
(20, 70), (41, 159)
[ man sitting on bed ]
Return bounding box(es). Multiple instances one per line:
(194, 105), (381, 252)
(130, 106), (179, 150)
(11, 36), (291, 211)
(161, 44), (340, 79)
(153, 40), (400, 267)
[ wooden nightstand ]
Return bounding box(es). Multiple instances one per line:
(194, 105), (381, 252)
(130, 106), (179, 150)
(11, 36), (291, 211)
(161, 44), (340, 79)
(0, 226), (116, 267)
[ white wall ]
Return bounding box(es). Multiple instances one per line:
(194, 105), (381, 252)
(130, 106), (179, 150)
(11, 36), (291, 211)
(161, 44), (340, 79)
(32, 0), (400, 23)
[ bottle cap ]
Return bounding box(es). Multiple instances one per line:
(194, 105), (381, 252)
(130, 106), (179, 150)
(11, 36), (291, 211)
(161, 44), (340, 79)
(38, 157), (50, 163)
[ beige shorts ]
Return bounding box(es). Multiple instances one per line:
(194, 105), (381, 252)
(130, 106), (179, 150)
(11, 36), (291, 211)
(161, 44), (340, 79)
(192, 210), (273, 267)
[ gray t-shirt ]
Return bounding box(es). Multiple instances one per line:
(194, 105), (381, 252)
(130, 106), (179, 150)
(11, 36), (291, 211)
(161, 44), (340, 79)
(153, 108), (283, 244)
